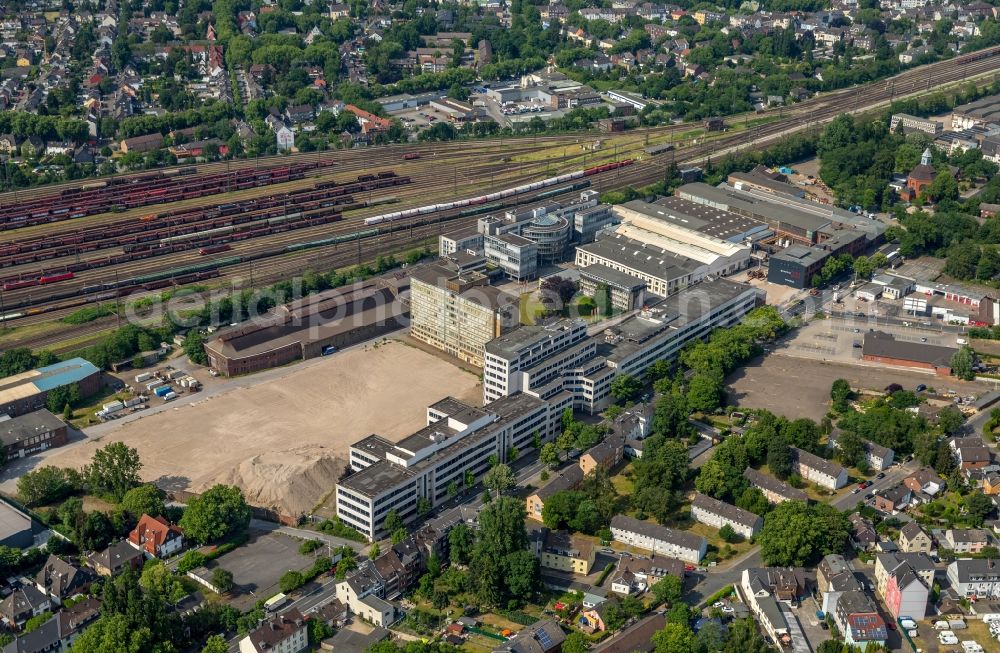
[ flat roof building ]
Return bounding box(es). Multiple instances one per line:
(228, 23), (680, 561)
(861, 331), (957, 376)
(890, 113), (943, 135)
(485, 233), (537, 281)
(575, 232), (705, 297)
(0, 500), (35, 549)
(409, 264), (519, 367)
(337, 393), (558, 540)
(0, 358), (101, 418)
(483, 278), (763, 413)
(952, 93), (1000, 130)
(578, 264), (648, 312)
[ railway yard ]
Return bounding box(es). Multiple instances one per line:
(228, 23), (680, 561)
(1, 44), (998, 353)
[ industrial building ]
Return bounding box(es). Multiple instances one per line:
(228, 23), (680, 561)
(861, 331), (957, 376)
(890, 113), (943, 135)
(336, 394), (559, 540)
(575, 233), (705, 297)
(677, 181), (885, 246)
(952, 93), (1000, 130)
(0, 499), (35, 549)
(727, 169), (804, 198)
(0, 358), (101, 418)
(409, 264), (519, 367)
(204, 273), (411, 376)
(766, 228), (869, 288)
(0, 409), (68, 459)
(482, 278), (763, 413)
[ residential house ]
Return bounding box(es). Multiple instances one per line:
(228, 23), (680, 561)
(790, 447), (848, 490)
(589, 613), (665, 653)
(0, 586), (51, 630)
(872, 484), (911, 513)
(238, 609), (308, 653)
(33, 555), (95, 605)
(579, 598), (620, 633)
(1, 598), (101, 653)
(310, 598), (348, 629)
(119, 133), (163, 154)
(579, 435), (625, 475)
(128, 514), (183, 558)
(947, 558), (1000, 599)
(284, 104), (314, 124)
(739, 568), (809, 647)
(87, 540), (144, 576)
(742, 468), (808, 504)
(610, 515), (707, 564)
(951, 437), (993, 470)
(817, 554), (863, 615)
(690, 493), (763, 538)
(898, 522), (932, 554)
(493, 619), (565, 653)
(525, 466), (583, 522)
(874, 552), (934, 620)
(609, 553), (685, 595)
(828, 433), (894, 471)
(833, 590), (888, 651)
(538, 530), (595, 575)
(335, 566), (396, 627)
(849, 512), (878, 551)
(944, 528), (991, 554)
(903, 468), (943, 502)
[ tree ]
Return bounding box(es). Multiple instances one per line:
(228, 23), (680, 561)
(470, 497), (533, 606)
(17, 466), (81, 506)
(203, 635), (229, 653)
(653, 622), (696, 653)
(483, 463), (516, 498)
(651, 575), (683, 606)
(85, 442), (142, 502)
(951, 346), (976, 381)
(448, 522), (474, 565)
(120, 484), (166, 518)
(686, 369), (724, 413)
(211, 568), (234, 594)
(758, 501), (850, 566)
(563, 632), (588, 653)
(830, 378), (852, 412)
(836, 430), (865, 468)
(179, 485), (252, 544)
(383, 509), (404, 534)
(937, 406), (964, 435)
(539, 443), (560, 468)
(767, 436), (792, 479)
(719, 524), (738, 543)
(369, 542), (381, 560)
(610, 374), (643, 403)
(417, 496), (432, 516)
(966, 492), (995, 527)
(279, 570), (305, 593)
(184, 330), (209, 365)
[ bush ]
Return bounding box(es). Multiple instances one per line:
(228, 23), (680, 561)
(177, 550), (207, 574)
(279, 570), (305, 593)
(299, 539), (322, 555)
(702, 585), (734, 607)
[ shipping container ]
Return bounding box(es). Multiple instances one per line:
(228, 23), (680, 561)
(146, 379), (166, 391)
(154, 385), (172, 397)
(135, 372), (153, 383)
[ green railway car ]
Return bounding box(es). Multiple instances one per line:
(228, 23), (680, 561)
(458, 203), (502, 218)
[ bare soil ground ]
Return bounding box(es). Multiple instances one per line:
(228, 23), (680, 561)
(12, 339), (481, 517)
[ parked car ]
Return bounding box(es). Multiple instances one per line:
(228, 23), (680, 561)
(876, 472), (886, 479)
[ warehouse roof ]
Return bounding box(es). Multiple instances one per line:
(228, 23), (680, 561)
(0, 358), (99, 408)
(576, 233), (703, 281)
(0, 409), (65, 448)
(862, 331), (957, 367)
(0, 501), (32, 545)
(649, 195), (767, 241)
(579, 264), (647, 291)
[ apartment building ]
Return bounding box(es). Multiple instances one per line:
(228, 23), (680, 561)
(609, 515), (707, 563)
(790, 447), (848, 490)
(944, 528), (991, 554)
(817, 554), (863, 615)
(874, 552), (934, 620)
(609, 553), (684, 596)
(239, 610), (308, 653)
(898, 522), (932, 554)
(889, 113), (943, 135)
(537, 530), (595, 574)
(483, 278), (763, 413)
(739, 568), (809, 648)
(525, 465), (583, 522)
(409, 265), (518, 367)
(742, 467), (809, 504)
(690, 493), (763, 538)
(828, 433), (894, 471)
(336, 394), (556, 540)
(948, 558), (1000, 599)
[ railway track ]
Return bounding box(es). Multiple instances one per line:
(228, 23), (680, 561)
(1, 45), (998, 343)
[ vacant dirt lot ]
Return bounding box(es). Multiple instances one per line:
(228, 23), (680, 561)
(11, 339), (481, 517)
(727, 353), (987, 421)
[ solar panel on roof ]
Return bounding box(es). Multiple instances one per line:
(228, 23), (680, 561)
(536, 628), (553, 649)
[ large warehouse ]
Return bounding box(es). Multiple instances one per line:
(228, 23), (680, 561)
(204, 273), (412, 376)
(861, 331), (957, 376)
(0, 358), (101, 417)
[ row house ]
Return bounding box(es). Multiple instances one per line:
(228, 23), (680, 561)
(34, 555), (95, 606)
(790, 447), (848, 490)
(610, 514), (707, 564)
(872, 484), (911, 513)
(874, 552), (934, 619)
(833, 590), (888, 650)
(817, 554), (863, 615)
(948, 558), (1000, 600)
(690, 492), (763, 538)
(609, 553), (684, 595)
(0, 598), (101, 653)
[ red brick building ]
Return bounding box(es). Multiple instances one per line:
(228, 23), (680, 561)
(861, 331), (956, 376)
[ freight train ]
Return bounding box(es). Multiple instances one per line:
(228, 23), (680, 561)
(363, 160), (633, 226)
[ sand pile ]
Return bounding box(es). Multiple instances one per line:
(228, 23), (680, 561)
(219, 446), (346, 517)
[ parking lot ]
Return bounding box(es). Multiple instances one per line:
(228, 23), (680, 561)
(727, 350), (986, 421)
(209, 529), (320, 610)
(776, 315), (955, 365)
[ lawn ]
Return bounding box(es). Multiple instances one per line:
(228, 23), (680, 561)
(610, 464), (635, 496)
(681, 520), (754, 563)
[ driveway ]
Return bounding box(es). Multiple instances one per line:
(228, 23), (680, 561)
(780, 603), (812, 653)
